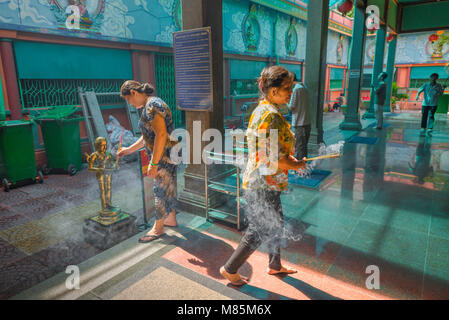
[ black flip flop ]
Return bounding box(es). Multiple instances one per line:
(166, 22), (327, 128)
(138, 233), (165, 243)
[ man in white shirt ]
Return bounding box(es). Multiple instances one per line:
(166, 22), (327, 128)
(288, 74), (311, 160)
(416, 73), (446, 136)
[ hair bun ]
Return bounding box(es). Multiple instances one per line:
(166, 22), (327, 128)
(142, 83), (154, 95)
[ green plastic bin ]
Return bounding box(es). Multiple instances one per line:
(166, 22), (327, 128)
(0, 120), (43, 191)
(34, 106), (83, 176)
(436, 94), (449, 114)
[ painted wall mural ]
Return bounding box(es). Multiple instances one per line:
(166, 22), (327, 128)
(327, 30), (349, 65)
(223, 0), (271, 57)
(0, 0), (354, 65)
(0, 0), (180, 45)
(285, 17), (298, 56)
(427, 31), (449, 60)
(395, 31), (449, 64)
(49, 0), (105, 32)
(242, 4), (260, 51)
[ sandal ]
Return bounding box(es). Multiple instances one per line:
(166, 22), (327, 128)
(138, 233), (165, 243)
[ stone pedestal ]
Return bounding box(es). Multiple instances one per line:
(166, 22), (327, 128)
(83, 212), (138, 250)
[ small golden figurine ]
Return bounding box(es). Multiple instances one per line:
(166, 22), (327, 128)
(86, 137), (121, 223)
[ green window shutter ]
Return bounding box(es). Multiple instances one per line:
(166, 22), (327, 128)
(155, 54), (183, 128)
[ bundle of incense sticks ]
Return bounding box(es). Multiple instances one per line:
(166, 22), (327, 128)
(303, 153), (341, 162)
(115, 129), (125, 167)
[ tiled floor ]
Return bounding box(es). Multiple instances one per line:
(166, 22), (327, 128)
(2, 112), (449, 300)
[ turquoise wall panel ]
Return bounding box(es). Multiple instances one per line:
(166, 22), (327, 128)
(230, 59), (268, 79)
(14, 41), (132, 79)
(330, 67), (344, 80)
(401, 2), (449, 32)
(410, 66), (449, 79)
(279, 63), (302, 80)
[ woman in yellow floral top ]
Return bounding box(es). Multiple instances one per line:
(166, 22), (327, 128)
(220, 66), (306, 286)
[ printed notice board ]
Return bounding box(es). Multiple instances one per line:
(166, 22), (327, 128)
(173, 27), (213, 111)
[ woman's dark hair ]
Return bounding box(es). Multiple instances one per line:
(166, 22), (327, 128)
(258, 66), (294, 98)
(120, 80), (154, 97)
(430, 73), (439, 79)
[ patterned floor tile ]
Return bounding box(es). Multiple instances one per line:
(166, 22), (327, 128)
(0, 190), (30, 207)
(12, 232), (66, 255)
(31, 235), (101, 274)
(0, 238), (27, 267)
(0, 207), (32, 232)
(10, 198), (58, 220)
(0, 220), (52, 243)
(41, 190), (88, 214)
(0, 255), (53, 295)
(18, 183), (62, 198)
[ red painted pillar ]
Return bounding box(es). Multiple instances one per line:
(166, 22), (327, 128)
(0, 39), (22, 120)
(324, 65), (330, 103)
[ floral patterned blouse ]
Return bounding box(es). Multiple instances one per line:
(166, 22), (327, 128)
(138, 97), (178, 164)
(242, 99), (295, 192)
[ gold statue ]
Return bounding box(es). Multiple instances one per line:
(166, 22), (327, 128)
(86, 137), (121, 223)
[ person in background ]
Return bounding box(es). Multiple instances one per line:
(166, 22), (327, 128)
(336, 93), (346, 112)
(371, 72), (387, 130)
(288, 74), (311, 161)
(416, 73), (446, 136)
(220, 66), (306, 286)
(332, 101), (340, 112)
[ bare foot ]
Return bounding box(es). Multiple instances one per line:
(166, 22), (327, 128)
(220, 266), (248, 286)
(267, 266), (297, 275)
(147, 218), (165, 235)
(164, 211), (178, 227)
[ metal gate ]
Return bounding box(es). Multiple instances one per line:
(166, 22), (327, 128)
(155, 54), (183, 128)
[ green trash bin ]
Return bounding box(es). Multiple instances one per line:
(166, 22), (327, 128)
(34, 106), (83, 176)
(436, 94), (449, 114)
(0, 120), (43, 192)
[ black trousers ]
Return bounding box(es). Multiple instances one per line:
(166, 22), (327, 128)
(294, 125), (311, 160)
(224, 189), (284, 274)
(420, 105), (438, 129)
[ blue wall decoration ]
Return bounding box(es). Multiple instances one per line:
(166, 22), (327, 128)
(172, 0), (182, 31)
(49, 0), (105, 33)
(285, 17), (298, 56)
(242, 4), (261, 51)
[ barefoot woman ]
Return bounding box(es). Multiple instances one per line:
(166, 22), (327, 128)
(119, 80), (178, 242)
(220, 66), (306, 285)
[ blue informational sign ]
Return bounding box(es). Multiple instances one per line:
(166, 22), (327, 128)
(173, 27), (213, 111)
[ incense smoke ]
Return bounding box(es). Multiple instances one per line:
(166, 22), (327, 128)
(294, 140), (345, 178)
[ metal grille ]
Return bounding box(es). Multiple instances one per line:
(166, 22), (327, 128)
(19, 79), (125, 109)
(409, 79), (431, 89)
(155, 54), (183, 128)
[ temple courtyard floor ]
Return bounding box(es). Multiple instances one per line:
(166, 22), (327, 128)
(1, 111), (448, 300)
